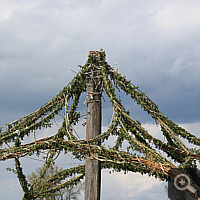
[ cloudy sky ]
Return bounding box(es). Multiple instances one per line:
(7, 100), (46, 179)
(0, 0), (200, 199)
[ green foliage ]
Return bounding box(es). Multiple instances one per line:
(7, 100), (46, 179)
(27, 165), (85, 200)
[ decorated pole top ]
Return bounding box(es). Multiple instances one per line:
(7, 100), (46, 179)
(88, 50), (101, 58)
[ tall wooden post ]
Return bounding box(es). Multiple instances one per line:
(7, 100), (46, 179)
(85, 51), (102, 200)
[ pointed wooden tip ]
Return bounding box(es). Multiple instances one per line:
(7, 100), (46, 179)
(88, 51), (101, 58)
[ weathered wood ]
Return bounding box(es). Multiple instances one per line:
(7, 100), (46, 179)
(85, 51), (101, 200)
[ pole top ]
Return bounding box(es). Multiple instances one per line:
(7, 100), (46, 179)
(88, 51), (101, 58)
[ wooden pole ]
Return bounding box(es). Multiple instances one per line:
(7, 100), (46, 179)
(85, 51), (101, 200)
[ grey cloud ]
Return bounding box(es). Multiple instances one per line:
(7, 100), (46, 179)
(101, 170), (168, 200)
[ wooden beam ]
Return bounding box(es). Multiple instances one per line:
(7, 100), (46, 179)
(85, 51), (101, 200)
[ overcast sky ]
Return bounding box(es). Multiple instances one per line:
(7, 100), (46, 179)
(0, 0), (200, 199)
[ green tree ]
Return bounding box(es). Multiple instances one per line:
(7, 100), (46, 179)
(27, 166), (84, 200)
